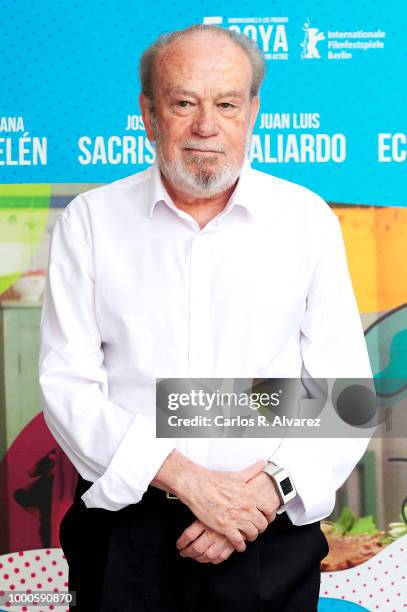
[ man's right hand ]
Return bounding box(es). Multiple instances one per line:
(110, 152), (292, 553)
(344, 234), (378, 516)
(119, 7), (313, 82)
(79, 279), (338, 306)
(151, 451), (268, 552)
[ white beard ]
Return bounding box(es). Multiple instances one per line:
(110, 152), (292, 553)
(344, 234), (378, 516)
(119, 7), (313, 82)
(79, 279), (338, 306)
(152, 120), (252, 198)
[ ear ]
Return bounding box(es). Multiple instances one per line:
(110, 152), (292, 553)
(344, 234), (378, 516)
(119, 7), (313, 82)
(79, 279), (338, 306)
(249, 95), (260, 131)
(139, 93), (156, 142)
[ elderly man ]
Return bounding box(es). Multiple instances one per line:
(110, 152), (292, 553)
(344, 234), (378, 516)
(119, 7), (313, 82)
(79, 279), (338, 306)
(39, 24), (372, 612)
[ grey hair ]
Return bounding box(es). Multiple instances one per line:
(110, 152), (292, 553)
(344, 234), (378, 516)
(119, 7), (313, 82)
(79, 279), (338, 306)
(139, 24), (266, 108)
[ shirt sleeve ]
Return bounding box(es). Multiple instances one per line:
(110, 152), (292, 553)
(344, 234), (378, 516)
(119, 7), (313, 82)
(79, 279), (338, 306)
(269, 204), (374, 525)
(39, 206), (176, 511)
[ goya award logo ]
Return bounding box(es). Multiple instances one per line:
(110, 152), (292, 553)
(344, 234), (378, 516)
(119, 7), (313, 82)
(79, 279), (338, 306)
(203, 16), (289, 60)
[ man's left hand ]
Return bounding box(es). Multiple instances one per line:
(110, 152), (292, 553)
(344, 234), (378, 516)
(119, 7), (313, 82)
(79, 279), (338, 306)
(176, 519), (235, 564)
(244, 470), (281, 523)
(176, 470), (281, 564)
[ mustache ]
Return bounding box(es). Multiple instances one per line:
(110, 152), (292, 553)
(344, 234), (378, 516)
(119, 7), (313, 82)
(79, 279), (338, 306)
(181, 141), (226, 154)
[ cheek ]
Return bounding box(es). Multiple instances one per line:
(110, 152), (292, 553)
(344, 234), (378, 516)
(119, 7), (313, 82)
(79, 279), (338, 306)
(223, 118), (249, 143)
(160, 123), (188, 153)
(163, 140), (183, 163)
(228, 131), (250, 158)
(157, 131), (177, 157)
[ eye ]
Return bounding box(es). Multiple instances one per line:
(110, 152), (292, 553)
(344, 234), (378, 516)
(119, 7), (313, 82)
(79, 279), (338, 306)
(218, 102), (236, 110)
(176, 100), (192, 108)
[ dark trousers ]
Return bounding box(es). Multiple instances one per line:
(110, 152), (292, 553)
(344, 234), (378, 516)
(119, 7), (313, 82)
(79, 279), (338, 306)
(59, 474), (329, 612)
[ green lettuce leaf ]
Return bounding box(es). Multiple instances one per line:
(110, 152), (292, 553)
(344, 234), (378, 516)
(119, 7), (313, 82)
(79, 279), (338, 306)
(348, 516), (379, 536)
(332, 506), (356, 535)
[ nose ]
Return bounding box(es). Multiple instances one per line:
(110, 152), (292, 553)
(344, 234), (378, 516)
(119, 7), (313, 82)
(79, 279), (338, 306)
(191, 104), (219, 137)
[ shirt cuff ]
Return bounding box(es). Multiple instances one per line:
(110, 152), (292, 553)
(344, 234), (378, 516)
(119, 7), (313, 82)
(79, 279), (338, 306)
(269, 439), (336, 525)
(80, 413), (176, 511)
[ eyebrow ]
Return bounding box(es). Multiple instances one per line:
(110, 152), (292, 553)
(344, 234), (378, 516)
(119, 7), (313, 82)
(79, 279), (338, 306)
(166, 87), (246, 99)
(217, 90), (245, 98)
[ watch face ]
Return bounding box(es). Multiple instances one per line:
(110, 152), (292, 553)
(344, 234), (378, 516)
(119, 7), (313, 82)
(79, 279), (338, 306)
(280, 476), (293, 496)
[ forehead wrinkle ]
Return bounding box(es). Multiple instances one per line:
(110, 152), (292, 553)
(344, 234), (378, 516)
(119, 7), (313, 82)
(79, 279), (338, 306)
(164, 87), (246, 99)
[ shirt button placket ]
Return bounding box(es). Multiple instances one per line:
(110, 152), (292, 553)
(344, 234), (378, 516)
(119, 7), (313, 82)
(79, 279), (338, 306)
(188, 231), (213, 377)
(187, 230), (213, 466)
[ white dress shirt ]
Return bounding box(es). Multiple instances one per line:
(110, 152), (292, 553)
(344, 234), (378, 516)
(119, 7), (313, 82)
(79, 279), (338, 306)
(38, 159), (373, 526)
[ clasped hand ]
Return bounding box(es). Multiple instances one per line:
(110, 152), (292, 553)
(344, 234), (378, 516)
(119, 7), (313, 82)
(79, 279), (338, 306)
(175, 459), (281, 565)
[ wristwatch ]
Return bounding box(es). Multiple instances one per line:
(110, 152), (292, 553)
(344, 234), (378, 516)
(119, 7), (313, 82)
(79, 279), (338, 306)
(262, 461), (297, 514)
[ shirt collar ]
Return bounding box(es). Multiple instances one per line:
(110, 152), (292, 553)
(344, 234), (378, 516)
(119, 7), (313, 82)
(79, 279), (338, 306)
(148, 157), (256, 221)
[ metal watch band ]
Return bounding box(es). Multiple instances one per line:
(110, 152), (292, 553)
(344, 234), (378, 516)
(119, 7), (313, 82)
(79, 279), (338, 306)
(262, 462), (295, 514)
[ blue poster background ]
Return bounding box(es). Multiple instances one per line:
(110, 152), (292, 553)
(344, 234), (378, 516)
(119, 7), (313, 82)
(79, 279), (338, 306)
(0, 1), (406, 202)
